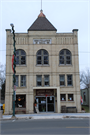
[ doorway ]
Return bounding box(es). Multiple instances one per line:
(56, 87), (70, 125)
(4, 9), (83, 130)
(35, 96), (55, 112)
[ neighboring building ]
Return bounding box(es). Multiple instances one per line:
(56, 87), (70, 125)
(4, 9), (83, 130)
(81, 88), (90, 106)
(5, 10), (81, 114)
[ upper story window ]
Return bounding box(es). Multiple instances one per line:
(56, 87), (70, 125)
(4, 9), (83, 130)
(67, 75), (73, 86)
(37, 49), (49, 65)
(15, 75), (19, 87)
(59, 49), (71, 65)
(21, 75), (26, 87)
(60, 75), (65, 86)
(16, 49), (26, 65)
(33, 39), (51, 44)
(36, 75), (49, 87)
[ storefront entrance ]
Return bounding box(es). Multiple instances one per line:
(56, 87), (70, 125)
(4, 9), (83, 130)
(36, 96), (55, 112)
(35, 89), (55, 112)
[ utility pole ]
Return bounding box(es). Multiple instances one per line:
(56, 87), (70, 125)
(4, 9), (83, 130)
(10, 23), (16, 118)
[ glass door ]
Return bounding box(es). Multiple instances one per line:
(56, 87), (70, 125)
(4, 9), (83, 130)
(36, 97), (46, 112)
(47, 96), (54, 112)
(36, 96), (55, 112)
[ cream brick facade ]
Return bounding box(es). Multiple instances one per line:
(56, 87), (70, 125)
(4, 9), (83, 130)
(5, 12), (81, 114)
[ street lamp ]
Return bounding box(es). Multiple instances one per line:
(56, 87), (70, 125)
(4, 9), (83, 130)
(10, 23), (16, 118)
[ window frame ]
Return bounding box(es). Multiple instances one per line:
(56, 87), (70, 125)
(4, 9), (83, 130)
(59, 49), (72, 65)
(67, 75), (73, 86)
(60, 75), (65, 86)
(36, 49), (49, 65)
(15, 75), (19, 87)
(68, 94), (74, 101)
(44, 75), (49, 86)
(36, 75), (42, 87)
(20, 75), (26, 87)
(60, 94), (66, 101)
(16, 49), (26, 65)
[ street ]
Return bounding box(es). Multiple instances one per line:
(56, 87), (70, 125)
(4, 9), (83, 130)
(1, 118), (90, 134)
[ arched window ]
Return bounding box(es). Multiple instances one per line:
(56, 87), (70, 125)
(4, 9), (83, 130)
(37, 49), (49, 65)
(16, 49), (26, 65)
(59, 49), (71, 65)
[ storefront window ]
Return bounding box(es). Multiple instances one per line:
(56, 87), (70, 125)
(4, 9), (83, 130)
(60, 94), (66, 101)
(68, 94), (73, 101)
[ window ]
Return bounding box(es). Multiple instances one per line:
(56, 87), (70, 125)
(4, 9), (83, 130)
(44, 75), (49, 86)
(68, 94), (73, 101)
(21, 75), (26, 87)
(37, 49), (49, 65)
(59, 49), (71, 65)
(15, 75), (19, 87)
(37, 75), (42, 86)
(60, 94), (66, 101)
(36, 75), (49, 86)
(60, 75), (65, 86)
(67, 75), (73, 86)
(16, 49), (26, 65)
(83, 92), (86, 102)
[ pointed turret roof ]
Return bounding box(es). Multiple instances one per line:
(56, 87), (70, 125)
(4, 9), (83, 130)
(28, 10), (57, 31)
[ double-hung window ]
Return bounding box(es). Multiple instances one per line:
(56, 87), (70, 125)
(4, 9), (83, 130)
(67, 75), (73, 86)
(60, 75), (65, 86)
(36, 75), (49, 87)
(37, 75), (42, 86)
(44, 75), (49, 86)
(15, 75), (19, 87)
(21, 75), (26, 87)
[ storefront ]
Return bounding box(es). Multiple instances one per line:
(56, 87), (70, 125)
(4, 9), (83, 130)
(35, 89), (55, 112)
(15, 95), (26, 114)
(33, 87), (60, 113)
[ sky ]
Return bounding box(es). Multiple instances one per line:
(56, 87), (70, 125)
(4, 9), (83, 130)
(0, 0), (90, 72)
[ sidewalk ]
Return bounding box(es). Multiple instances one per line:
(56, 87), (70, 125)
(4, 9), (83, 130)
(2, 113), (90, 120)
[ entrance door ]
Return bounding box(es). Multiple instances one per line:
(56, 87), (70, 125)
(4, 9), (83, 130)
(36, 96), (55, 112)
(47, 96), (54, 112)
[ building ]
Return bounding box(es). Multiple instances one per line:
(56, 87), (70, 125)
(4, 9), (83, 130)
(5, 10), (81, 114)
(81, 88), (90, 106)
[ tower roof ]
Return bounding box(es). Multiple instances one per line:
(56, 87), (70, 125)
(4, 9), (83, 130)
(28, 10), (57, 31)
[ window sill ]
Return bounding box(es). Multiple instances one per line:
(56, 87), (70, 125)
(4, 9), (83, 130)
(36, 65), (50, 67)
(16, 65), (27, 67)
(59, 64), (72, 67)
(20, 87), (27, 88)
(61, 101), (74, 103)
(60, 86), (73, 88)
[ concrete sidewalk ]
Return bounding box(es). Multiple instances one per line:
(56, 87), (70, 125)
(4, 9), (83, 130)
(1, 113), (90, 120)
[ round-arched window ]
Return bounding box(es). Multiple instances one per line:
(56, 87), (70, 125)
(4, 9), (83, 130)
(59, 49), (71, 65)
(37, 49), (49, 65)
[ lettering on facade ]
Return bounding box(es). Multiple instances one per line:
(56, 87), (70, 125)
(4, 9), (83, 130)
(36, 89), (54, 96)
(33, 39), (51, 44)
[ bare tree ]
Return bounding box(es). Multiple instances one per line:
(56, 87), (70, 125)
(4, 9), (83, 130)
(0, 63), (6, 89)
(0, 63), (6, 100)
(80, 68), (90, 89)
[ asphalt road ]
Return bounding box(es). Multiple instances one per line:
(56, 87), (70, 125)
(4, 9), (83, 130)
(1, 118), (90, 135)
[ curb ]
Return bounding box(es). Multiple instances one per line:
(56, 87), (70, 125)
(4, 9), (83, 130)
(1, 116), (90, 120)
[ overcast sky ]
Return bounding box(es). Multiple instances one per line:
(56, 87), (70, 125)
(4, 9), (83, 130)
(0, 0), (90, 72)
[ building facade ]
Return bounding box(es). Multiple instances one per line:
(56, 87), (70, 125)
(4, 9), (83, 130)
(5, 10), (81, 114)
